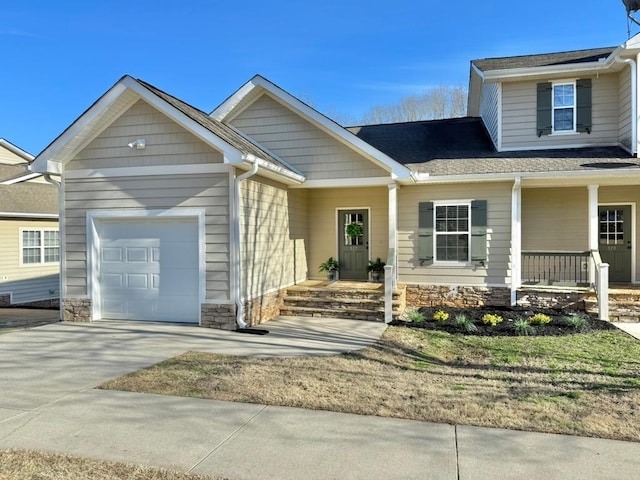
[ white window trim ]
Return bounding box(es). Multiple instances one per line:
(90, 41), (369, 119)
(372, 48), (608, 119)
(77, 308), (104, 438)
(19, 228), (60, 267)
(433, 200), (471, 265)
(551, 80), (577, 134)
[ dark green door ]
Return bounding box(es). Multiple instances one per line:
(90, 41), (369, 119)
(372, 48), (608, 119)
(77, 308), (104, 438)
(599, 205), (632, 283)
(338, 209), (368, 280)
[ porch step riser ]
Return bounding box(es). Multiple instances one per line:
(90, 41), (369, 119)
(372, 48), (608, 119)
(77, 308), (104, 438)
(585, 299), (640, 323)
(286, 290), (403, 301)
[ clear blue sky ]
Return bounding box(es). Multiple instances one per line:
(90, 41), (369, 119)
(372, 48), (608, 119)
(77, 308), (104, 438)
(0, 1), (633, 155)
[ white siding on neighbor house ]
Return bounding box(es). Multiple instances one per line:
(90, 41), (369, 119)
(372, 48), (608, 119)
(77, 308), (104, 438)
(480, 82), (500, 149)
(618, 66), (633, 151)
(229, 94), (390, 180)
(307, 187), (388, 279)
(521, 188), (589, 253)
(0, 218), (59, 304)
(0, 146), (29, 165)
(501, 74), (620, 150)
(397, 182), (512, 286)
(68, 100), (224, 171)
(64, 174), (231, 301)
(240, 176), (308, 299)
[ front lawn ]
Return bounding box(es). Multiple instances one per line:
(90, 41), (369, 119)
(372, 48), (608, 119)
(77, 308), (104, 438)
(100, 326), (640, 442)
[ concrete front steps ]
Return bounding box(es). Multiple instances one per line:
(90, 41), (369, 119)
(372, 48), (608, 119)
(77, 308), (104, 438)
(280, 280), (406, 322)
(585, 288), (640, 322)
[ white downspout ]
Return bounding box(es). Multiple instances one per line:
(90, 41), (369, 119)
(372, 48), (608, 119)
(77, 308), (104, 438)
(616, 56), (637, 156)
(232, 156), (259, 329)
(43, 174), (63, 321)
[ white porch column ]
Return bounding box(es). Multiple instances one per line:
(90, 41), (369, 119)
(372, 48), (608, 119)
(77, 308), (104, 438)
(388, 183), (398, 287)
(510, 178), (522, 306)
(588, 185), (599, 251)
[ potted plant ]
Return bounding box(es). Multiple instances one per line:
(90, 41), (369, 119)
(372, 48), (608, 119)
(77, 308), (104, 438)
(319, 256), (340, 280)
(367, 257), (386, 282)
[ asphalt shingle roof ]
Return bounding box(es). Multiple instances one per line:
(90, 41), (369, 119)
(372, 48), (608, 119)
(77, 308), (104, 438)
(348, 117), (636, 177)
(472, 47), (616, 72)
(0, 164), (57, 215)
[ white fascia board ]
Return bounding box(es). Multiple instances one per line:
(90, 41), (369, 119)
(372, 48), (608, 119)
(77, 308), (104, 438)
(0, 212), (58, 218)
(31, 82), (129, 173)
(0, 139), (34, 161)
(411, 167), (640, 185)
(212, 75), (413, 181)
(0, 172), (42, 185)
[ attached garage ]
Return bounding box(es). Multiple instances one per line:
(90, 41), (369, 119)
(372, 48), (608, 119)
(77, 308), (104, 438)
(94, 217), (200, 323)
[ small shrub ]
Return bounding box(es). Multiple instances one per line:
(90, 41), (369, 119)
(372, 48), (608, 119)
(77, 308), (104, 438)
(529, 313), (552, 325)
(433, 310), (449, 322)
(454, 314), (478, 333)
(482, 313), (503, 326)
(565, 314), (590, 332)
(513, 318), (535, 336)
(406, 309), (425, 324)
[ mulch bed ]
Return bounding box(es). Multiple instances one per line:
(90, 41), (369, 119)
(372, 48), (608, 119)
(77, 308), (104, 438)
(393, 306), (617, 336)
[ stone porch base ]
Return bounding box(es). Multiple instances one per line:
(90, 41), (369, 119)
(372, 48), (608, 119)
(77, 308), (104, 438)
(405, 285), (511, 308)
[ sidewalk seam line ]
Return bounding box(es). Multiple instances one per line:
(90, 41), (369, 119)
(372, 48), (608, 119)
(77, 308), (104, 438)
(186, 404), (269, 474)
(455, 424), (460, 480)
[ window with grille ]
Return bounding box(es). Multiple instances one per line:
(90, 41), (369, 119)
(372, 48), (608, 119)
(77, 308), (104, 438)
(435, 204), (469, 262)
(21, 229), (60, 265)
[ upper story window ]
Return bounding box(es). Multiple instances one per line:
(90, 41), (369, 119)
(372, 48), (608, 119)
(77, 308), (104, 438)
(537, 79), (591, 137)
(21, 229), (60, 265)
(552, 82), (576, 132)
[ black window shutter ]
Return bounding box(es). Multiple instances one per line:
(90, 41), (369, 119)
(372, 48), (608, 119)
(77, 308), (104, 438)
(470, 200), (487, 263)
(418, 202), (434, 265)
(536, 82), (552, 137)
(576, 78), (592, 134)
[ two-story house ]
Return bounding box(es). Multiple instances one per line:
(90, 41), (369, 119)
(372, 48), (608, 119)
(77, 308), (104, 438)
(29, 35), (640, 328)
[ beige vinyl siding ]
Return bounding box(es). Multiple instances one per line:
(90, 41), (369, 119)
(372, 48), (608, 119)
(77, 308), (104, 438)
(599, 185), (640, 278)
(64, 174), (230, 300)
(0, 218), (59, 303)
(618, 66), (633, 150)
(68, 100), (224, 170)
(307, 187), (388, 280)
(0, 146), (29, 165)
(229, 94), (389, 180)
(480, 82), (500, 148)
(398, 182), (512, 286)
(239, 176), (308, 299)
(521, 187), (588, 252)
(501, 74), (620, 150)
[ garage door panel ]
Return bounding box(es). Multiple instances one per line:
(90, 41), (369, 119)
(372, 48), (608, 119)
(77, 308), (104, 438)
(98, 218), (200, 323)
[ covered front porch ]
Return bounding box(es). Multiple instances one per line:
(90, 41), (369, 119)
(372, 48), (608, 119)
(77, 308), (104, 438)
(513, 180), (640, 320)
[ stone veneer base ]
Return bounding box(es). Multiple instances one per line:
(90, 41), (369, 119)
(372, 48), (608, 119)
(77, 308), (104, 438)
(63, 298), (92, 322)
(516, 289), (587, 311)
(405, 285), (511, 309)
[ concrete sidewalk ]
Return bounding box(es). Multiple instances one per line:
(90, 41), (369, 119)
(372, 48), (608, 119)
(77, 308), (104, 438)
(614, 322), (640, 340)
(0, 318), (638, 479)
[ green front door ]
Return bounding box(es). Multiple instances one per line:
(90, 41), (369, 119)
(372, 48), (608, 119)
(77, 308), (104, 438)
(338, 209), (368, 280)
(599, 205), (632, 283)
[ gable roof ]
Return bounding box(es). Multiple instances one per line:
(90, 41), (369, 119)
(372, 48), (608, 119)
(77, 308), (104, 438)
(0, 138), (34, 165)
(32, 76), (304, 184)
(0, 163), (57, 216)
(472, 47), (616, 72)
(211, 75), (412, 180)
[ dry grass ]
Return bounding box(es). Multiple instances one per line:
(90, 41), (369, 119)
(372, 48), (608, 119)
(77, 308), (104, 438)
(101, 326), (640, 442)
(0, 449), (221, 480)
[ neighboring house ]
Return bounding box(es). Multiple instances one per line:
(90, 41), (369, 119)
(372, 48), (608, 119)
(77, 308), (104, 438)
(0, 139), (59, 307)
(30, 33), (640, 327)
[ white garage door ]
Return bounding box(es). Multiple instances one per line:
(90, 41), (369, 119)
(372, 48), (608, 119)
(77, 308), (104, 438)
(98, 218), (199, 323)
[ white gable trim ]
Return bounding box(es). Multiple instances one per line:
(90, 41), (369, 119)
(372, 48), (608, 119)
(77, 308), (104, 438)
(211, 75), (412, 180)
(32, 76), (244, 175)
(0, 139), (34, 162)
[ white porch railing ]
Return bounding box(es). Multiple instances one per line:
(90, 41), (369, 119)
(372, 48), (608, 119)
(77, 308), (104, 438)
(591, 250), (609, 321)
(384, 248), (396, 324)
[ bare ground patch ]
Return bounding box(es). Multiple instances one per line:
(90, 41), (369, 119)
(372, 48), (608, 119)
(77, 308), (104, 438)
(100, 326), (640, 442)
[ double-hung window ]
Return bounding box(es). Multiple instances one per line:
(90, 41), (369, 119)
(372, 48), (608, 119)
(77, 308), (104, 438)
(552, 82), (576, 133)
(21, 229), (60, 265)
(434, 204), (470, 262)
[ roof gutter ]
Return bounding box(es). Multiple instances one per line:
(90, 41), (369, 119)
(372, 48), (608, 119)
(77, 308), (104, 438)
(615, 55), (638, 156)
(480, 55), (619, 82)
(232, 155), (260, 329)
